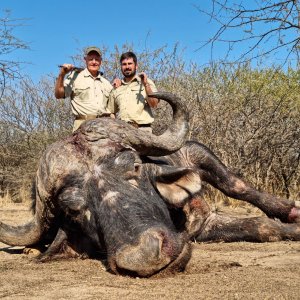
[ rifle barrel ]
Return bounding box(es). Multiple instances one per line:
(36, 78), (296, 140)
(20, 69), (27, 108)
(58, 65), (83, 72)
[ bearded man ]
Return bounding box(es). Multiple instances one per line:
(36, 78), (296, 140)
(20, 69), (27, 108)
(108, 51), (158, 133)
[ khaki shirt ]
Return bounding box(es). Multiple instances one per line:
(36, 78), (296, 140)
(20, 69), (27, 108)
(108, 76), (157, 124)
(64, 68), (113, 116)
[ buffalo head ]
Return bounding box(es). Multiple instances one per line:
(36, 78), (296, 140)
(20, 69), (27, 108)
(0, 92), (198, 277)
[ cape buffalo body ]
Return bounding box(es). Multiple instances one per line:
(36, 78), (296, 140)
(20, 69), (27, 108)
(0, 92), (299, 277)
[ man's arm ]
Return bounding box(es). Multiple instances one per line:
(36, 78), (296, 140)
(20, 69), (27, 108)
(55, 64), (74, 99)
(139, 73), (158, 108)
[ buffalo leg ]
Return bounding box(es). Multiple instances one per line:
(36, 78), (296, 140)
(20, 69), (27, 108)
(184, 142), (300, 223)
(37, 227), (68, 261)
(37, 227), (86, 261)
(183, 195), (211, 238)
(196, 212), (300, 242)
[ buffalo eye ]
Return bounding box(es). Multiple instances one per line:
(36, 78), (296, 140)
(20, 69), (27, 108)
(134, 162), (141, 174)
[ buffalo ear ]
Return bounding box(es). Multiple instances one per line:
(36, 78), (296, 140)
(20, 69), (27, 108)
(155, 166), (201, 207)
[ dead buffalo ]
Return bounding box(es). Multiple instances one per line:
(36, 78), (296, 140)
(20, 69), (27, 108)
(0, 92), (299, 277)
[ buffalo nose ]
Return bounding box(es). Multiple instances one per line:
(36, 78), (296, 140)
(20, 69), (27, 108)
(114, 229), (176, 277)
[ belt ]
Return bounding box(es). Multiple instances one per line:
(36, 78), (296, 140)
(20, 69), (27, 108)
(75, 114), (111, 120)
(128, 121), (151, 128)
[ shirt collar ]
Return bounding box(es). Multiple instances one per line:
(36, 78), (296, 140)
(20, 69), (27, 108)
(83, 68), (102, 80)
(121, 75), (141, 85)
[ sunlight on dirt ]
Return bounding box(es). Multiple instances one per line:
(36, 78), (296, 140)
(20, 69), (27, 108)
(0, 204), (300, 299)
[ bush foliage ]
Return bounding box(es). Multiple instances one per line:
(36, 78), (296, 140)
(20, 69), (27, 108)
(0, 46), (299, 203)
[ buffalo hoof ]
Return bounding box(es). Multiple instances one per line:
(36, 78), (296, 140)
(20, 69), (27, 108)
(288, 201), (300, 223)
(23, 247), (42, 257)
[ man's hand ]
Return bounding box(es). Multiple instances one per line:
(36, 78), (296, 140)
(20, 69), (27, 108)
(139, 72), (159, 108)
(139, 72), (149, 86)
(60, 64), (74, 76)
(112, 78), (122, 89)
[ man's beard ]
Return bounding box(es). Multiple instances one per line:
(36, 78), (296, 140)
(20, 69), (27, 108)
(123, 69), (136, 78)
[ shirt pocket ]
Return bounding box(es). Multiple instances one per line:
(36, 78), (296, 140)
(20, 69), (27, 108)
(73, 86), (90, 101)
(131, 86), (146, 103)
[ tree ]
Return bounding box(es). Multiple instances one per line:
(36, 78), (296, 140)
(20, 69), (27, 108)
(196, 0), (300, 65)
(0, 10), (29, 97)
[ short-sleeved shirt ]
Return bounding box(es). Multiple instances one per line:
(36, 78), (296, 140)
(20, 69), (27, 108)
(108, 76), (157, 124)
(64, 68), (113, 116)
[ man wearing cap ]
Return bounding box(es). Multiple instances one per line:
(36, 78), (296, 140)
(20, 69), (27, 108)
(107, 51), (158, 133)
(55, 46), (114, 131)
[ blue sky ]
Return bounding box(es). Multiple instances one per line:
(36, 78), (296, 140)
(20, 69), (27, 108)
(2, 0), (218, 81)
(1, 0), (296, 82)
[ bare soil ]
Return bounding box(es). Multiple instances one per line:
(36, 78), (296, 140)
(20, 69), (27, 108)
(0, 203), (300, 300)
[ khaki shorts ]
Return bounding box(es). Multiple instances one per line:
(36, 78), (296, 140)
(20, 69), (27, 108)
(73, 119), (86, 132)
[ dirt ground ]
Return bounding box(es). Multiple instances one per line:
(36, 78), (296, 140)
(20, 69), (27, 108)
(0, 203), (300, 300)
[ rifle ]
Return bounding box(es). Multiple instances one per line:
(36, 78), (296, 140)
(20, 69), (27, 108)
(58, 65), (103, 75)
(58, 65), (83, 72)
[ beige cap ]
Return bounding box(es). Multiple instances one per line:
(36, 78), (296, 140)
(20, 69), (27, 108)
(85, 46), (102, 57)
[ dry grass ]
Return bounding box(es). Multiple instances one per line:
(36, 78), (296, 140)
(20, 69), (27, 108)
(0, 190), (12, 207)
(0, 187), (32, 207)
